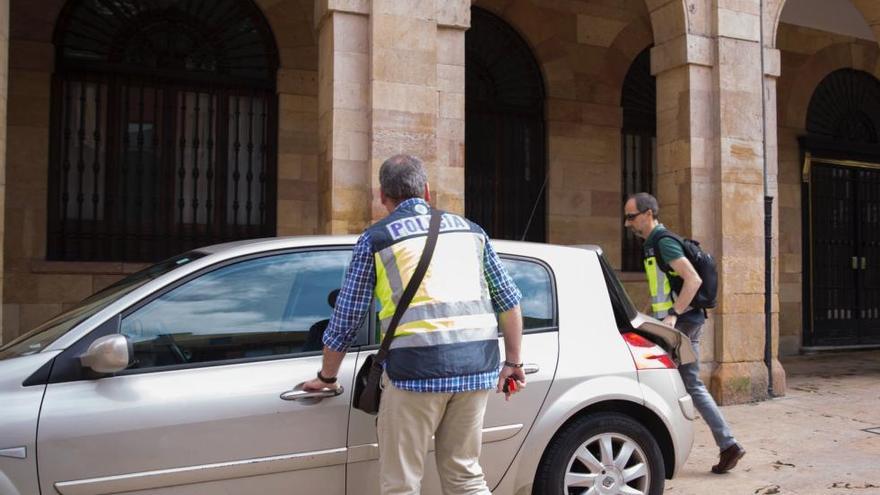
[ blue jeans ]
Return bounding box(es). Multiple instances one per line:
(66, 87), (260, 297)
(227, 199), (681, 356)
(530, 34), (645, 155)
(676, 320), (737, 450)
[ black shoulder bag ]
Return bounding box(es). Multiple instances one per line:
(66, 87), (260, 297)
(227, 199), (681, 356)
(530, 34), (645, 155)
(353, 209), (442, 414)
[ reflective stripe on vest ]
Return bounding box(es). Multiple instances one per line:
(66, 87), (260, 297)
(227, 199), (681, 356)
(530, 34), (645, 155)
(644, 256), (673, 318)
(372, 224), (499, 380)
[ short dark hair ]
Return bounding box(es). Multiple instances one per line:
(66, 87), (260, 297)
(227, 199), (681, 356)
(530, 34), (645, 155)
(628, 192), (659, 218)
(379, 154), (428, 200)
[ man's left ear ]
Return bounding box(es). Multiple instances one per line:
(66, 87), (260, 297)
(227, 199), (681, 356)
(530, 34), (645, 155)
(424, 182), (431, 203)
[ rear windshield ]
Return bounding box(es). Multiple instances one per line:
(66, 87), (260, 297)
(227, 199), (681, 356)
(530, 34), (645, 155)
(598, 252), (638, 330)
(0, 252), (206, 360)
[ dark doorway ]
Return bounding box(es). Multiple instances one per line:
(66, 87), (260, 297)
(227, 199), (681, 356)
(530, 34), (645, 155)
(803, 69), (880, 346)
(465, 8), (546, 242)
(620, 47), (656, 272)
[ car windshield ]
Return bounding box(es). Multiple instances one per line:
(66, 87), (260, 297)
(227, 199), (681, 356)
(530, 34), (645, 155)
(0, 252), (206, 361)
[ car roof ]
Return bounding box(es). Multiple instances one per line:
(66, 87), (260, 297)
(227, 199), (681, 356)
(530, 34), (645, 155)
(196, 235), (603, 258)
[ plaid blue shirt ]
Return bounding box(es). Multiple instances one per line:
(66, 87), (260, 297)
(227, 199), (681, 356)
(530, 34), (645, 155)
(323, 198), (522, 393)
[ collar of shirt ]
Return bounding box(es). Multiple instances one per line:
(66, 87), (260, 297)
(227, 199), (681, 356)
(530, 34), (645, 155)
(646, 223), (667, 244)
(394, 197), (430, 214)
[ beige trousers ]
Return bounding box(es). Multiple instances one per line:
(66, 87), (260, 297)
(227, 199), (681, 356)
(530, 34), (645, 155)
(377, 373), (492, 495)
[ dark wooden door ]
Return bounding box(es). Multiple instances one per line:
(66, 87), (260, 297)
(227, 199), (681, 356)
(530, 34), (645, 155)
(809, 162), (880, 345)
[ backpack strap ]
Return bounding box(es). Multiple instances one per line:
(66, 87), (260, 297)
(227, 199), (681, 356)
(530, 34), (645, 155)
(649, 230), (686, 273)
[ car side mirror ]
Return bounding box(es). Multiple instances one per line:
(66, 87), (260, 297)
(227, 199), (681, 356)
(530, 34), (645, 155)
(80, 334), (133, 374)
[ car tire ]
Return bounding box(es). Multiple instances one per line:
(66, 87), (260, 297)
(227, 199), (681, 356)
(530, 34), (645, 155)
(533, 412), (665, 495)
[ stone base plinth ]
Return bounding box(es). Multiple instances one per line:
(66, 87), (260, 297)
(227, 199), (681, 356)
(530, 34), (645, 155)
(709, 360), (770, 405)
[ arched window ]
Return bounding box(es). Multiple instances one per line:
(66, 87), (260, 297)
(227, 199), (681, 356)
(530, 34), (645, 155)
(49, 0), (279, 261)
(465, 7), (546, 242)
(621, 47), (656, 271)
(807, 69), (880, 144)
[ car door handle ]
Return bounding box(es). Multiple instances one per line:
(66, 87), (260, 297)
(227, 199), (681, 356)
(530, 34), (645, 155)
(502, 362), (539, 374)
(280, 386), (344, 401)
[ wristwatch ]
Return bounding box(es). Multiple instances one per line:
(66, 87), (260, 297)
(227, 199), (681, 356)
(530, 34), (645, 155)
(317, 370), (337, 384)
(667, 307), (678, 317)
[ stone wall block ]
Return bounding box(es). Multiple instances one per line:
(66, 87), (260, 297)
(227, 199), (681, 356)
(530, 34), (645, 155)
(329, 158), (371, 189)
(332, 81), (368, 110)
(438, 92), (464, 120)
(372, 81), (438, 115)
(435, 0), (469, 28)
(720, 254), (765, 292)
(719, 90), (764, 141)
(373, 48), (436, 86)
(372, 0), (434, 19)
(437, 64), (464, 94)
(372, 128), (437, 162)
(373, 15), (435, 51)
(716, 9), (760, 42)
(334, 51), (370, 84)
(332, 10), (369, 53)
(332, 108), (370, 132)
(710, 360), (769, 404)
(577, 15), (626, 47)
(718, 39), (761, 91)
(19, 303), (63, 336)
(436, 28), (465, 66)
(650, 1), (687, 45)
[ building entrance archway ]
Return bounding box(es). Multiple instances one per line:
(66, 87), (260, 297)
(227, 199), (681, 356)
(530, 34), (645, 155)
(464, 7), (546, 242)
(802, 69), (880, 347)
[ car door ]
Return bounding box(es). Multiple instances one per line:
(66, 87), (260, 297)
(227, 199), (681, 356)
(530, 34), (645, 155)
(37, 248), (363, 495)
(346, 255), (559, 494)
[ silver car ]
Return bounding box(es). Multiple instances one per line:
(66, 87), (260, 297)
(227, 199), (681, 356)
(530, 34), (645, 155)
(0, 237), (696, 495)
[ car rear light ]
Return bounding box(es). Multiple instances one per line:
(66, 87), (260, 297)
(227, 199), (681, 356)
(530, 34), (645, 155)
(622, 332), (676, 370)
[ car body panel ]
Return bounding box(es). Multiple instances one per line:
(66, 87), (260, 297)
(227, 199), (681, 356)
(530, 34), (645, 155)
(637, 369), (696, 476)
(0, 352), (60, 495)
(38, 351), (356, 494)
(0, 235), (693, 495)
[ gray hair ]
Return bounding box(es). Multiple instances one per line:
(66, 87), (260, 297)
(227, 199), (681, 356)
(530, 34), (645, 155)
(379, 154), (428, 200)
(628, 192), (659, 218)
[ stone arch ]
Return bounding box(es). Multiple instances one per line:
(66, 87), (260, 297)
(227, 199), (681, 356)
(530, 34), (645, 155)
(780, 42), (880, 129)
(606, 18), (655, 106)
(770, 0), (880, 49)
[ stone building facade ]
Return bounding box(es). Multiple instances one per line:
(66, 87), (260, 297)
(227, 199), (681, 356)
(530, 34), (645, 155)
(1, 0), (879, 404)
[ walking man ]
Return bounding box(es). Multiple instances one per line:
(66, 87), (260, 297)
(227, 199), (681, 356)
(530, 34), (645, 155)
(624, 192), (746, 474)
(303, 154), (525, 494)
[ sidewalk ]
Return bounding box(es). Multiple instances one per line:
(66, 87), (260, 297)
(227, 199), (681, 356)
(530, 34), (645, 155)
(665, 350), (880, 495)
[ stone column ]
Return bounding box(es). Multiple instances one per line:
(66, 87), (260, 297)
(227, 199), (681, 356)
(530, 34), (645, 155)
(315, 1), (372, 234)
(368, 1), (469, 221)
(763, 46), (787, 396)
(317, 0), (469, 232)
(0, 0), (8, 344)
(709, 0), (772, 404)
(652, 0), (783, 404)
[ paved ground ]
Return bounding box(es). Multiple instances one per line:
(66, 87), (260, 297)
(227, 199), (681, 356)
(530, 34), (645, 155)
(665, 350), (880, 495)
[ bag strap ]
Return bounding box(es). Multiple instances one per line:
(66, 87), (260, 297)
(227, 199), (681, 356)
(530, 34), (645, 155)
(650, 230), (686, 272)
(375, 209), (442, 364)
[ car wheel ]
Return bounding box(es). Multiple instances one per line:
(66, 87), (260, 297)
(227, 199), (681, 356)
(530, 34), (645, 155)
(534, 412), (665, 495)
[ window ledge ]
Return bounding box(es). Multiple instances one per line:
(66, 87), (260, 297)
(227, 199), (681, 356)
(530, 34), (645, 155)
(31, 260), (150, 275)
(617, 271), (646, 282)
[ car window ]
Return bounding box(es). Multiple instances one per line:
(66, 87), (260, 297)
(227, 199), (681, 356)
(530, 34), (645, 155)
(502, 258), (556, 332)
(0, 251), (205, 361)
(120, 250), (355, 369)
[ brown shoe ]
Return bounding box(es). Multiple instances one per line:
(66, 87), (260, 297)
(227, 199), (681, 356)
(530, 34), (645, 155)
(711, 443), (745, 474)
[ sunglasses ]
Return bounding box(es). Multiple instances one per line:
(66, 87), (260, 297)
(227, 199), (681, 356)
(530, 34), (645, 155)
(624, 210), (648, 221)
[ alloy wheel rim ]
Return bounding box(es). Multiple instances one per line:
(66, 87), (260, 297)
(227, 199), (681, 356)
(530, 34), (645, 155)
(564, 432), (651, 495)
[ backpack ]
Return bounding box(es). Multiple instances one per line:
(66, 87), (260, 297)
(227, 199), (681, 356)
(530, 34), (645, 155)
(649, 231), (718, 309)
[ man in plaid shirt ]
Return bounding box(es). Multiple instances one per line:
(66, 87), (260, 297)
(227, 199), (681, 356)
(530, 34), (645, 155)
(303, 154), (523, 495)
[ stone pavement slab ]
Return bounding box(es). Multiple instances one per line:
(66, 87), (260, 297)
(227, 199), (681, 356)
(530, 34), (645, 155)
(665, 350), (880, 495)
